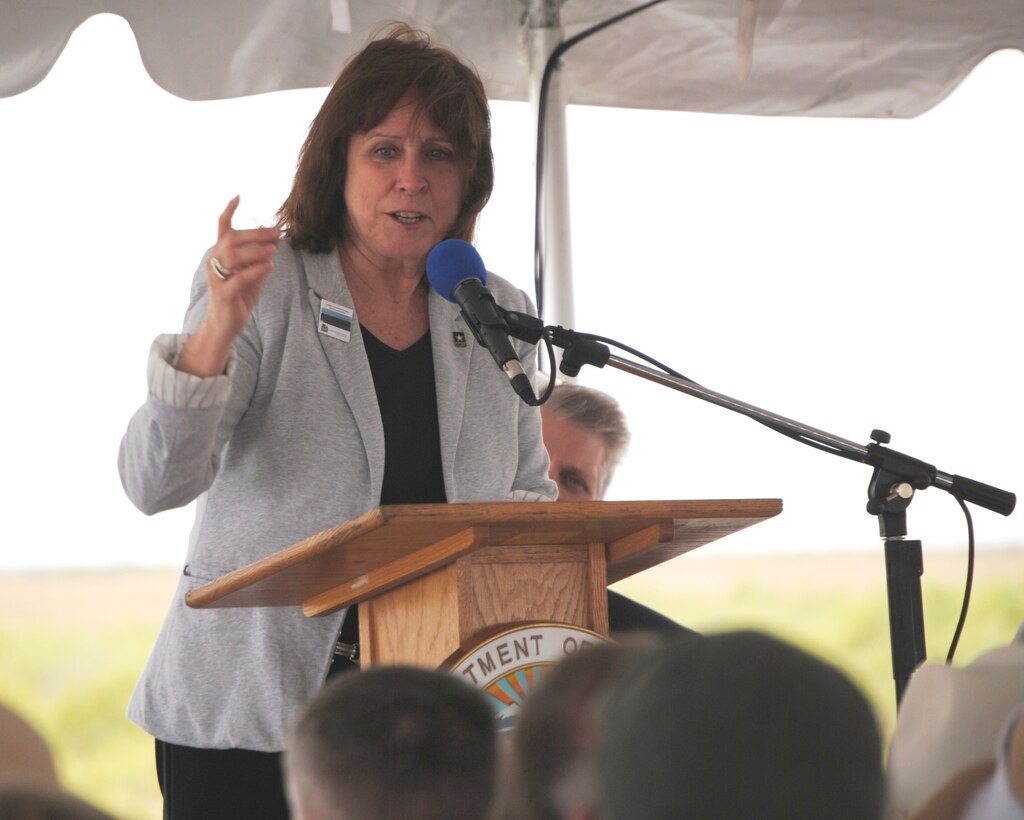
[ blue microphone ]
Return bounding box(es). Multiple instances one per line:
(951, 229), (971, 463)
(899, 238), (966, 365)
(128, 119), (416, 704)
(426, 239), (536, 404)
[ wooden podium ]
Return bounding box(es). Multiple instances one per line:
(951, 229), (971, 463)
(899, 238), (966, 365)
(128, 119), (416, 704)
(187, 499), (781, 669)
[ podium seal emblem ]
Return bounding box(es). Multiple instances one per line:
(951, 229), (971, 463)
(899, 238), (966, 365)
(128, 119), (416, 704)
(446, 623), (611, 732)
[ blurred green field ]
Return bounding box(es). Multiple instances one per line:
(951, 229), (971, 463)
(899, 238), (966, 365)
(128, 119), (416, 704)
(1, 550), (1021, 820)
(614, 549), (1024, 744)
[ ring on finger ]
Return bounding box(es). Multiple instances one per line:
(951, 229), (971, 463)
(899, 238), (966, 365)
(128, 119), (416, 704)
(210, 257), (232, 280)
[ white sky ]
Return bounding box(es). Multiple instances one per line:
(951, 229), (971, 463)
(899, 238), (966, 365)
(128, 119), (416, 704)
(1, 14), (1021, 570)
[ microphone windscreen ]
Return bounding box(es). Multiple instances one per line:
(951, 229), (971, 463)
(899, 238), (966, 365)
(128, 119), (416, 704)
(426, 239), (487, 303)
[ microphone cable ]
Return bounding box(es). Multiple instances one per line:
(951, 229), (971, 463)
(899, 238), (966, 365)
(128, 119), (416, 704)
(946, 495), (975, 666)
(533, 325), (981, 666)
(533, 0), (672, 319)
(542, 326), (863, 464)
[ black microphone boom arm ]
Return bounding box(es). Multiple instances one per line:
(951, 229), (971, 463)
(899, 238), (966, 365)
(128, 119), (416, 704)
(548, 328), (1014, 708)
(587, 350), (1014, 517)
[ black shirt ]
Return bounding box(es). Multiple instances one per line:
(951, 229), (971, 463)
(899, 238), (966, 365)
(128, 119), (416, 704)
(361, 326), (447, 505)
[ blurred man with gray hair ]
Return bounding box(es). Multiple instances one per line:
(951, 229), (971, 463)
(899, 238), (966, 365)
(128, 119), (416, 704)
(540, 381), (631, 501)
(540, 381), (689, 636)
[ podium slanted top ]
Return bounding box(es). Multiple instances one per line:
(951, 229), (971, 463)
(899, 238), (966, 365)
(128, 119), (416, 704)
(186, 499), (782, 614)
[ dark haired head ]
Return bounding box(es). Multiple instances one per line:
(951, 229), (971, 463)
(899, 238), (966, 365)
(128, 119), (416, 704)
(596, 630), (885, 820)
(286, 665), (497, 820)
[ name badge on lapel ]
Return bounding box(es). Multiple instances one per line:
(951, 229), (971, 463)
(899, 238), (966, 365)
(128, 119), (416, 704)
(319, 299), (353, 342)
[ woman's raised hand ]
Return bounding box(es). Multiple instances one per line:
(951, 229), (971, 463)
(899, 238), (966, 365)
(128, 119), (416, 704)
(178, 197), (281, 378)
(206, 196), (281, 332)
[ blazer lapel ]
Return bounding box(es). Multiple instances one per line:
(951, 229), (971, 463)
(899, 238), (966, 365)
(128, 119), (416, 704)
(430, 290), (473, 499)
(302, 249), (385, 502)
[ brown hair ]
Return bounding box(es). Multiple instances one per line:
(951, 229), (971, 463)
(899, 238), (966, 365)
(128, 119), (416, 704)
(277, 23), (493, 253)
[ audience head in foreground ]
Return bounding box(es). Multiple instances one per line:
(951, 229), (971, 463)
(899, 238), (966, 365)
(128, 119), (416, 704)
(0, 784), (119, 820)
(0, 702), (58, 791)
(540, 382), (629, 501)
(285, 665), (496, 820)
(498, 642), (646, 820)
(0, 701), (118, 819)
(596, 630), (885, 820)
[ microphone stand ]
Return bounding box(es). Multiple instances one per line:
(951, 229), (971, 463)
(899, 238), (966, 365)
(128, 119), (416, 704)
(547, 330), (1016, 707)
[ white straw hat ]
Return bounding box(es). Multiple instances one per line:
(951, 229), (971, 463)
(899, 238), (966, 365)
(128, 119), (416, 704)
(886, 638), (1024, 818)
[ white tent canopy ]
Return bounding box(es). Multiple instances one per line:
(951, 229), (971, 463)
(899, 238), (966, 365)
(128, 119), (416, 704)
(7, 0), (1023, 333)
(4, 0), (1023, 116)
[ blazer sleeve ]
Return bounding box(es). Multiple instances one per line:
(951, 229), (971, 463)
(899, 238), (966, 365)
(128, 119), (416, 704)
(117, 250), (262, 515)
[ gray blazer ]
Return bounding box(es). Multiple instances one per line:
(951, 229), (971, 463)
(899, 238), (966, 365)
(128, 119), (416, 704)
(118, 243), (555, 751)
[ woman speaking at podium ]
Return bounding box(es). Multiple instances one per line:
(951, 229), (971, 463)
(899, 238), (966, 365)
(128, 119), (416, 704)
(118, 24), (555, 817)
